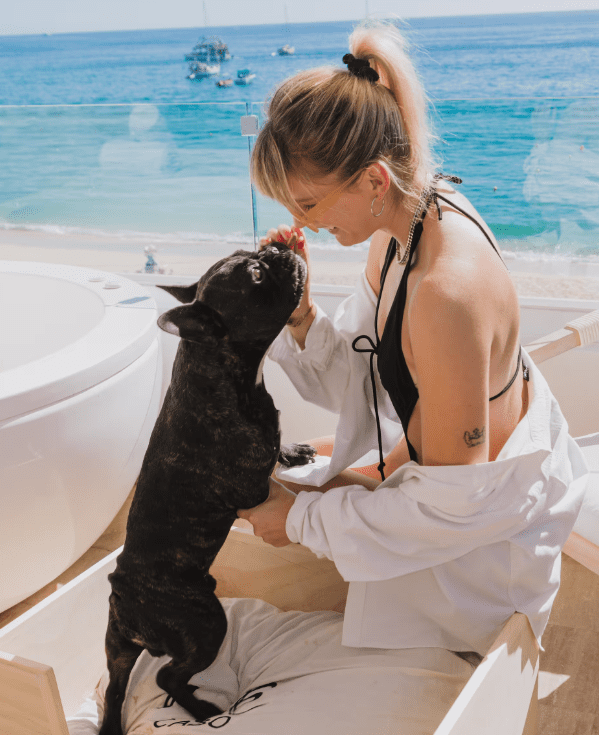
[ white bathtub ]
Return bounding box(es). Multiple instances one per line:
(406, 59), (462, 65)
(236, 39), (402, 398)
(0, 262), (162, 612)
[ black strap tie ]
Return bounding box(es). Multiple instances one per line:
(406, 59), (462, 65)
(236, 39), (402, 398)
(429, 174), (462, 221)
(343, 53), (380, 83)
(352, 334), (386, 481)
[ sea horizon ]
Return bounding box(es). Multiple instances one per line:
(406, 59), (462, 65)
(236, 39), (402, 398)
(4, 8), (598, 38)
(1, 11), (598, 266)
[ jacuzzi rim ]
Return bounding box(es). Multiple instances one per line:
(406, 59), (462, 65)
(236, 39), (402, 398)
(0, 261), (159, 422)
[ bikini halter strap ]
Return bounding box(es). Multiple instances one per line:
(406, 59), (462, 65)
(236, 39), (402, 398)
(351, 172), (462, 483)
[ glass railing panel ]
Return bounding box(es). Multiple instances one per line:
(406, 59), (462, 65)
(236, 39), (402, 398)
(251, 96), (599, 289)
(432, 97), (599, 264)
(0, 102), (257, 276)
(2, 97), (598, 285)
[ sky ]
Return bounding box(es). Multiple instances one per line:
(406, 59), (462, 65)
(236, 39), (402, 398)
(3, 0), (599, 36)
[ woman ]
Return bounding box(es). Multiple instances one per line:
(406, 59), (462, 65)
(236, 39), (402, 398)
(238, 21), (588, 658)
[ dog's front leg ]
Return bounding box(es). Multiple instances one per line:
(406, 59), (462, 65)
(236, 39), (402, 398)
(99, 608), (144, 735)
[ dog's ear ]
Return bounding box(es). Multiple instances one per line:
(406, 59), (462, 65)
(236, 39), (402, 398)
(157, 283), (199, 303)
(158, 301), (228, 342)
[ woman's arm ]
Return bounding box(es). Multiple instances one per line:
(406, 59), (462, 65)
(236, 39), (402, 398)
(260, 225), (315, 349)
(269, 275), (381, 416)
(238, 472), (379, 547)
(409, 259), (494, 467)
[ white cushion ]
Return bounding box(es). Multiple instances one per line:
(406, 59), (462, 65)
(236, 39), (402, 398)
(572, 433), (599, 547)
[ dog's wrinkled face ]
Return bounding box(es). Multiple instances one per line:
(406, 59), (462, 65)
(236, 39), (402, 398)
(158, 247), (306, 345)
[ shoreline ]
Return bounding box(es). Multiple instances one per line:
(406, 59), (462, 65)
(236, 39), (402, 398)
(1, 229), (599, 299)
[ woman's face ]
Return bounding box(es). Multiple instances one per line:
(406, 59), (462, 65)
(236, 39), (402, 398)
(286, 170), (381, 247)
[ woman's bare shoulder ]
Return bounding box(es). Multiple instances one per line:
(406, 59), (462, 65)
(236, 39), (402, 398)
(434, 185), (500, 260)
(365, 229), (392, 295)
(414, 201), (519, 351)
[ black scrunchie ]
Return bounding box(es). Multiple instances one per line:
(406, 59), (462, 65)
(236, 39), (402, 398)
(342, 53), (379, 83)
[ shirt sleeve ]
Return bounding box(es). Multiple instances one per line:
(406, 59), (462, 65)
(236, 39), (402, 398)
(269, 270), (378, 415)
(285, 450), (563, 582)
(270, 270), (404, 485)
(268, 303), (352, 414)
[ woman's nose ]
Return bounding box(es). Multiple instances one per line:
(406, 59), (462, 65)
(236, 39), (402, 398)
(293, 214), (319, 234)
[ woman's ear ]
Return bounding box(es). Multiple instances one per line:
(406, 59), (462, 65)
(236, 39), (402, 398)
(366, 162), (390, 196)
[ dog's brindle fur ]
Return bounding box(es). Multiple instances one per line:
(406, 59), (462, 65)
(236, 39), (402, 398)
(99, 247), (315, 734)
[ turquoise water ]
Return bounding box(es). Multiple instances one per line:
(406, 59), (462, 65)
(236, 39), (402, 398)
(1, 12), (598, 261)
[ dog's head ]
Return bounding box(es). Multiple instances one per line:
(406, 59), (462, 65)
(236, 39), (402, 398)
(157, 247), (306, 347)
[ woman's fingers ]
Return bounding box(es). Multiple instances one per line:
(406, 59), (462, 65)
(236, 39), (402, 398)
(260, 225), (306, 253)
(259, 226), (312, 323)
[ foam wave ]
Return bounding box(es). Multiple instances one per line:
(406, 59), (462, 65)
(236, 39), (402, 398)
(2, 220), (599, 269)
(0, 219), (356, 251)
(0, 221), (255, 246)
(502, 248), (599, 264)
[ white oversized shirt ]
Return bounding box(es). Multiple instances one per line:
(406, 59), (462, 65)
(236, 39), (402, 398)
(268, 270), (589, 655)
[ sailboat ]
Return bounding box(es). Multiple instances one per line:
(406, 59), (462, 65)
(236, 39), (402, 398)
(277, 4), (295, 56)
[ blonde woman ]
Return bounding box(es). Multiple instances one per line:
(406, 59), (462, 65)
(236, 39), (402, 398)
(238, 22), (588, 660)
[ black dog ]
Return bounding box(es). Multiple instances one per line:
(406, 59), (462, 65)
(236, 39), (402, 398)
(99, 246), (316, 734)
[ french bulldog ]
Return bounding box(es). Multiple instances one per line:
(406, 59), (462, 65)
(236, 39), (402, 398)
(99, 246), (316, 734)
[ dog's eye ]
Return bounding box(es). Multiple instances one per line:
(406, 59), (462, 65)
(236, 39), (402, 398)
(250, 265), (264, 283)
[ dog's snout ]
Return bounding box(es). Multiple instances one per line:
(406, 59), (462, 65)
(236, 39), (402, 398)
(259, 244), (281, 257)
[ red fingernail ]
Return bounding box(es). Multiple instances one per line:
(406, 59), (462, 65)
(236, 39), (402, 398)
(277, 234), (285, 243)
(298, 241), (304, 249)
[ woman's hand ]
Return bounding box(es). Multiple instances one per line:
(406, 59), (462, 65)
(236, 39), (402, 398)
(237, 477), (298, 547)
(259, 225), (314, 336)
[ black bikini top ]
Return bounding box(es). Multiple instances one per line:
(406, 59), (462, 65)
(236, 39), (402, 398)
(352, 174), (529, 480)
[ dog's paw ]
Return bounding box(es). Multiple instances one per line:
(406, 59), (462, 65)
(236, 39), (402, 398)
(278, 443), (317, 467)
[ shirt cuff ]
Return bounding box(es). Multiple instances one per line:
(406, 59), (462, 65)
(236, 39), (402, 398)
(269, 304), (335, 371)
(285, 490), (324, 546)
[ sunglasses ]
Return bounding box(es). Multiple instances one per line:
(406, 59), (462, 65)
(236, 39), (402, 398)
(293, 173), (361, 233)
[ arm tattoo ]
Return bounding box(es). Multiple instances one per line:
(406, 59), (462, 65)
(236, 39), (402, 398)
(464, 426), (486, 448)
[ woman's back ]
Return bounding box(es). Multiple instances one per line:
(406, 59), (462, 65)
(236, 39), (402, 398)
(367, 178), (528, 465)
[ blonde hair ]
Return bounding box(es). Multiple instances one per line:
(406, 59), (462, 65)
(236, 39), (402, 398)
(251, 20), (437, 216)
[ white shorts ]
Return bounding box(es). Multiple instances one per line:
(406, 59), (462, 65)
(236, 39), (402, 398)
(67, 598), (472, 735)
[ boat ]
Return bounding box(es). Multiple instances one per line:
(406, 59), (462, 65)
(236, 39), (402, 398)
(234, 69), (256, 86)
(277, 43), (295, 56)
(1, 277), (599, 735)
(277, 4), (295, 56)
(185, 36), (231, 63)
(216, 78), (233, 88)
(187, 61), (220, 80)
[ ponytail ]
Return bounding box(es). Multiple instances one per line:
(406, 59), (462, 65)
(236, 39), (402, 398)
(349, 21), (435, 188)
(251, 19), (437, 215)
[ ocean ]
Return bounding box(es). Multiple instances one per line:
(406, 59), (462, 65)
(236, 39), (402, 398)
(1, 10), (599, 263)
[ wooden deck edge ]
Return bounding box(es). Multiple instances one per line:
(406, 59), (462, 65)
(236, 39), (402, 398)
(562, 532), (599, 577)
